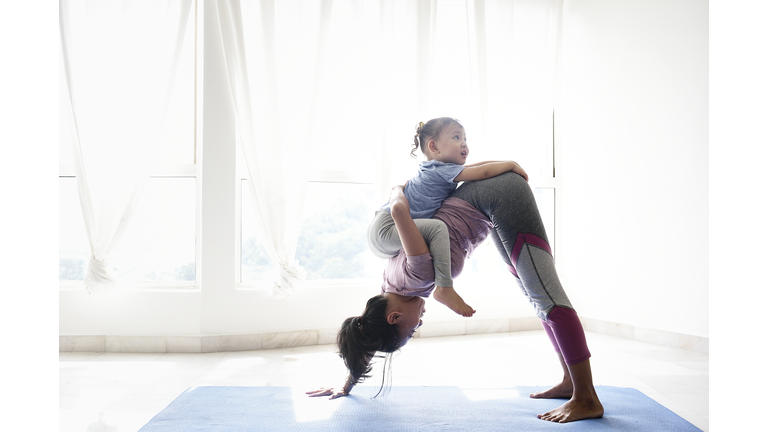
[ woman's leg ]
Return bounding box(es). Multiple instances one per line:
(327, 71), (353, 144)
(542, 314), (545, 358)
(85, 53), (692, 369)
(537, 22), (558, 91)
(533, 307), (602, 422)
(451, 172), (602, 422)
(451, 172), (572, 320)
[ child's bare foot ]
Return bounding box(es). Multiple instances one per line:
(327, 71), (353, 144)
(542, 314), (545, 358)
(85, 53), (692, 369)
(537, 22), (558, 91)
(537, 397), (604, 423)
(529, 380), (573, 399)
(433, 286), (476, 317)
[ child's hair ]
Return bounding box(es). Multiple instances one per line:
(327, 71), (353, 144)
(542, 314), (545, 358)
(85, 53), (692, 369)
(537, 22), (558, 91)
(411, 117), (463, 158)
(337, 294), (401, 396)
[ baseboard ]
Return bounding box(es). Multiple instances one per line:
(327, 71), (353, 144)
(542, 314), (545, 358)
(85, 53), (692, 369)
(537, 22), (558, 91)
(59, 328), (340, 354)
(579, 317), (709, 354)
(59, 316), (708, 354)
(58, 317), (541, 354)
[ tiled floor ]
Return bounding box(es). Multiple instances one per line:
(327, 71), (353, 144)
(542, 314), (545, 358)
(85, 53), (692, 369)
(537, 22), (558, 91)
(59, 331), (708, 431)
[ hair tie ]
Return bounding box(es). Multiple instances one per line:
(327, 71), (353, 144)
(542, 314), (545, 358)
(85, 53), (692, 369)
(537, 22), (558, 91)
(354, 316), (363, 330)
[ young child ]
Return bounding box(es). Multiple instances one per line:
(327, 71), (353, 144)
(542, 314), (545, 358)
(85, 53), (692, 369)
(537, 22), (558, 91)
(367, 117), (528, 317)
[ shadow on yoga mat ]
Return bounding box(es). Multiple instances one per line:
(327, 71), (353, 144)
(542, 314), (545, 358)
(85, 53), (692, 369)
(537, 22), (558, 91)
(139, 386), (702, 431)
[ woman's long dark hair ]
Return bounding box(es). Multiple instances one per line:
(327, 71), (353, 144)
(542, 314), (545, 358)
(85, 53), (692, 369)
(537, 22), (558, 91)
(337, 294), (401, 396)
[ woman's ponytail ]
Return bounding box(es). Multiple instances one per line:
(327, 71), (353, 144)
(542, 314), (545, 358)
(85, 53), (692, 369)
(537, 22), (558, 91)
(337, 294), (400, 388)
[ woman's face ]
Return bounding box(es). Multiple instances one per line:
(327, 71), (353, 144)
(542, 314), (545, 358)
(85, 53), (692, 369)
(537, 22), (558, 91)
(384, 294), (426, 347)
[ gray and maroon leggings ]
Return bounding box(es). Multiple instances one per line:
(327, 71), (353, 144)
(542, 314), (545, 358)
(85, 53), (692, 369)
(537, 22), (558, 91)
(450, 172), (591, 366)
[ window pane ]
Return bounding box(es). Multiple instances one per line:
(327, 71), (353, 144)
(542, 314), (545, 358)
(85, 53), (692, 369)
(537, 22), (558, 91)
(240, 181), (382, 284)
(297, 182), (381, 280)
(59, 178), (90, 280)
(60, 177), (197, 283)
(110, 178), (197, 282)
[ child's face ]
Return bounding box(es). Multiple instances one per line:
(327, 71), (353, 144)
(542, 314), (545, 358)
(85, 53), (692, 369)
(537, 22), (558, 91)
(432, 124), (468, 165)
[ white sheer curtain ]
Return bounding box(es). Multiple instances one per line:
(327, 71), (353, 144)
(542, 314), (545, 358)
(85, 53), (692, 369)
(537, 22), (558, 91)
(215, 0), (333, 298)
(60, 0), (193, 295)
(301, 0), (438, 205)
(370, 0), (439, 204)
(466, 0), (562, 179)
(366, 0), (561, 197)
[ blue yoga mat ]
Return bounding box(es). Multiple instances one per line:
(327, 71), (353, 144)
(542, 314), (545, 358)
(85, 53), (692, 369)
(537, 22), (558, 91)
(139, 385), (701, 431)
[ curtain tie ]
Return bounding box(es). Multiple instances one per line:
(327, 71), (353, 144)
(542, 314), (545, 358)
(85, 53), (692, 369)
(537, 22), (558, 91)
(270, 260), (307, 299)
(83, 256), (116, 296)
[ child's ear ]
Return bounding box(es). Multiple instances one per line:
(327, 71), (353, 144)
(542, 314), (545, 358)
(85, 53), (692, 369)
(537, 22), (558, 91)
(428, 139), (438, 153)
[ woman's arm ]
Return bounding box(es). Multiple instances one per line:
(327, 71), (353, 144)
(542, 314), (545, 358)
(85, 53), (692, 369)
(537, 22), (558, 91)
(389, 185), (430, 256)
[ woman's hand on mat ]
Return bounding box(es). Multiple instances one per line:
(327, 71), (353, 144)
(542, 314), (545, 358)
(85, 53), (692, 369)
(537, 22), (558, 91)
(306, 387), (348, 400)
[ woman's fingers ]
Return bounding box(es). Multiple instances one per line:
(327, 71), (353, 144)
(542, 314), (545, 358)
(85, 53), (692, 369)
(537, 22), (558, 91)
(306, 388), (332, 397)
(307, 388), (349, 400)
(330, 389), (350, 399)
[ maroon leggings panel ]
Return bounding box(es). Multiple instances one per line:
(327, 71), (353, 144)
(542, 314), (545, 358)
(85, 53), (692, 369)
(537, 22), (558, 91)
(540, 306), (591, 366)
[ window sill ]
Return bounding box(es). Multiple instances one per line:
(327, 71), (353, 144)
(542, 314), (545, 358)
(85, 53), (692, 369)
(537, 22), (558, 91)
(236, 277), (377, 291)
(59, 282), (201, 293)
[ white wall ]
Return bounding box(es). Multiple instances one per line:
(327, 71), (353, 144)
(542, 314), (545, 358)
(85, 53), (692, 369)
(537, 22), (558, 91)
(556, 0), (708, 337)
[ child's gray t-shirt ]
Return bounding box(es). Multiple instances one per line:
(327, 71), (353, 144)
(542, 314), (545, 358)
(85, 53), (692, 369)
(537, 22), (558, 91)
(382, 160), (465, 219)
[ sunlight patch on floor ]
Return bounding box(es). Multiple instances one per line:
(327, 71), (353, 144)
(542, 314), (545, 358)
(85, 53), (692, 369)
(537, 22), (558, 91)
(291, 387), (342, 423)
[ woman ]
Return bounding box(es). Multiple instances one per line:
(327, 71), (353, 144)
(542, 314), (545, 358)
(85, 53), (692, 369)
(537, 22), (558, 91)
(308, 172), (604, 423)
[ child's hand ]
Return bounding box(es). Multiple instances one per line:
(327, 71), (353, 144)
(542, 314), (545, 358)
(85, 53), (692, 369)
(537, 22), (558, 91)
(389, 185), (409, 210)
(510, 162), (528, 182)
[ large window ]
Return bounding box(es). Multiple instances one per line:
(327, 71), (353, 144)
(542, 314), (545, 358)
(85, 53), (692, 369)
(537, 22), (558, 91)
(58, 2), (198, 290)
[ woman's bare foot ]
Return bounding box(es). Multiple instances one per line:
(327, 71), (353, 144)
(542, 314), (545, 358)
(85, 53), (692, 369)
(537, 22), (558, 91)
(529, 380), (573, 399)
(530, 334), (603, 422)
(537, 397), (604, 423)
(433, 286), (475, 317)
